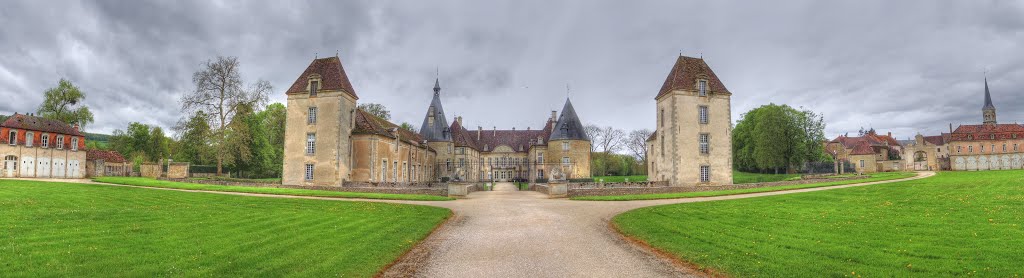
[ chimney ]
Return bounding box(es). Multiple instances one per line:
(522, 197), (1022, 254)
(73, 123), (80, 132)
(527, 127), (531, 131)
(949, 123), (953, 134)
(550, 111), (557, 121)
(455, 116), (462, 126)
(477, 126), (482, 140)
(493, 126), (496, 136)
(887, 132), (891, 138)
(512, 127), (516, 131)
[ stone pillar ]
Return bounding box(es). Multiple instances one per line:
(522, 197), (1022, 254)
(548, 181), (568, 198)
(447, 182), (472, 198)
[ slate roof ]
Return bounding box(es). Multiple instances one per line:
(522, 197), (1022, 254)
(449, 120), (480, 150)
(353, 109), (432, 150)
(285, 56), (358, 99)
(548, 98), (590, 141)
(983, 77), (995, 110)
(950, 124), (1024, 141)
(86, 149), (126, 163)
(419, 78), (452, 142)
(1, 113), (83, 136)
(646, 130), (657, 142)
(656, 55), (731, 99)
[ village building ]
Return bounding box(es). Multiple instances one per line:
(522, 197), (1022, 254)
(826, 130), (904, 173)
(0, 113), (86, 178)
(85, 149), (133, 177)
(901, 133), (951, 171)
(281, 55), (590, 186)
(647, 55), (734, 186)
(948, 78), (1024, 171)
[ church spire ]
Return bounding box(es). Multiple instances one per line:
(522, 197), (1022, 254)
(433, 78), (441, 96)
(983, 76), (997, 126)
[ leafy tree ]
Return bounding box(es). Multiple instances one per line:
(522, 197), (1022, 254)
(732, 104), (828, 174)
(399, 122), (417, 132)
(181, 56), (271, 176)
(37, 78), (94, 129)
(0, 114), (8, 123)
(149, 127), (170, 161)
(358, 103), (391, 120)
(110, 122), (151, 162)
(174, 111), (213, 165)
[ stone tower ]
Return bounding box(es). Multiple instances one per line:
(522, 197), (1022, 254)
(647, 55), (733, 186)
(547, 98), (592, 179)
(983, 77), (997, 127)
(419, 78), (454, 175)
(282, 56), (359, 186)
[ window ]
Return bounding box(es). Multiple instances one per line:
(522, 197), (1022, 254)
(308, 107), (317, 124)
(459, 158), (465, 167)
(309, 80), (319, 96)
(8, 130), (15, 145)
(1015, 144), (1019, 151)
(1003, 144), (1007, 152)
(992, 145), (996, 153)
(403, 162), (408, 181)
(957, 146), (962, 153)
(981, 145), (985, 153)
(304, 164), (314, 181)
(306, 133), (316, 154)
(393, 161), (398, 182)
(25, 132), (33, 147)
(538, 169), (544, 178)
(562, 157), (570, 165)
(700, 165), (710, 182)
(660, 135), (665, 157)
(562, 142), (570, 151)
(381, 160), (387, 181)
(71, 137), (78, 151)
(56, 135), (64, 149)
(969, 146), (973, 153)
(41, 134), (49, 148)
(660, 109), (664, 127)
(537, 152), (544, 163)
(699, 133), (710, 154)
(448, 145), (452, 154)
(698, 80), (707, 96)
(699, 106), (708, 124)
(859, 160), (865, 168)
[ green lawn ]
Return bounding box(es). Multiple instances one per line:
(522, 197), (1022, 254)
(94, 177), (453, 201)
(733, 170), (802, 184)
(573, 172), (915, 201)
(613, 170), (1024, 277)
(593, 175), (648, 182)
(0, 180), (451, 277)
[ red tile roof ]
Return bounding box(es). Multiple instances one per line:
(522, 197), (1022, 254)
(449, 119), (556, 153)
(285, 57), (358, 99)
(657, 56), (731, 99)
(352, 109), (431, 150)
(1, 113), (83, 136)
(86, 149), (126, 163)
(923, 135), (948, 146)
(830, 130), (902, 156)
(950, 124), (1024, 141)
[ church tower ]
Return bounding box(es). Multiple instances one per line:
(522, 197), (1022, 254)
(983, 77), (997, 127)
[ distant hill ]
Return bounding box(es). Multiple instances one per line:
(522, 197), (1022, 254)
(85, 132), (112, 142)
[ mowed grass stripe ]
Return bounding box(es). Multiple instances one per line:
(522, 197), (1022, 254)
(614, 171), (1024, 277)
(0, 180), (450, 277)
(93, 176), (454, 201)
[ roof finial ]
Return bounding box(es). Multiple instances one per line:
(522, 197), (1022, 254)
(679, 50), (682, 57)
(566, 83), (570, 99)
(335, 50), (339, 57)
(315, 52), (318, 59)
(700, 52), (703, 59)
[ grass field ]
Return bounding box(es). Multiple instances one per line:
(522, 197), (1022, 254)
(94, 177), (453, 201)
(573, 172), (915, 201)
(0, 180), (451, 277)
(732, 170), (802, 184)
(593, 175), (648, 182)
(613, 170), (1024, 277)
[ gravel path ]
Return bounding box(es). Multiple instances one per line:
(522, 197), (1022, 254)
(4, 172), (935, 277)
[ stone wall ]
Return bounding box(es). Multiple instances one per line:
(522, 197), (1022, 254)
(569, 181), (669, 189)
(140, 163), (160, 178)
(167, 162), (189, 179)
(529, 183), (550, 195)
(159, 178), (449, 196)
(567, 176), (870, 197)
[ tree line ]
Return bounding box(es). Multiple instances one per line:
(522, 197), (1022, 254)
(584, 124), (651, 177)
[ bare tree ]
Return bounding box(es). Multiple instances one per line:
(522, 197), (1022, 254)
(597, 126), (625, 153)
(181, 56), (271, 176)
(625, 129), (652, 162)
(584, 124), (602, 152)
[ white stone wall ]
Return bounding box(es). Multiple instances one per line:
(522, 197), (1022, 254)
(952, 154), (1024, 171)
(0, 144), (85, 178)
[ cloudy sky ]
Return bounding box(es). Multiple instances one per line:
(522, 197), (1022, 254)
(1, 0), (1022, 140)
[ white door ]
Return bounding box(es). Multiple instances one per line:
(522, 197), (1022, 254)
(69, 160), (80, 178)
(21, 156), (34, 177)
(4, 161), (13, 177)
(38, 158), (50, 178)
(54, 159), (65, 178)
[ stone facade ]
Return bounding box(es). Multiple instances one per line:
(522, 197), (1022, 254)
(140, 163), (160, 178)
(902, 134), (951, 171)
(0, 114), (87, 178)
(647, 56), (733, 186)
(167, 162), (189, 179)
(826, 130), (904, 173)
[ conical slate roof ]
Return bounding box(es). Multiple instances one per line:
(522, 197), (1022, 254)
(549, 98), (589, 141)
(419, 78), (451, 142)
(983, 77), (995, 110)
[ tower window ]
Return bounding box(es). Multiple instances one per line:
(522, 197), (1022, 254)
(699, 80), (708, 96)
(308, 107), (317, 124)
(305, 164), (314, 181)
(310, 80), (319, 96)
(700, 165), (710, 182)
(699, 106), (709, 124)
(699, 133), (710, 154)
(306, 133), (316, 155)
(562, 142), (570, 151)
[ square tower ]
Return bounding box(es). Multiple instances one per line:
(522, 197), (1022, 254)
(648, 56), (733, 186)
(282, 57), (359, 186)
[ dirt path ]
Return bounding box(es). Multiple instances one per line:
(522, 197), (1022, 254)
(3, 172), (935, 277)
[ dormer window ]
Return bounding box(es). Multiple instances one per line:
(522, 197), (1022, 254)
(8, 130), (15, 145)
(309, 80), (320, 97)
(698, 80), (708, 96)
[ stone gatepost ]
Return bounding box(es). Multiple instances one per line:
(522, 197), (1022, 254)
(548, 181), (568, 198)
(447, 183), (472, 198)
